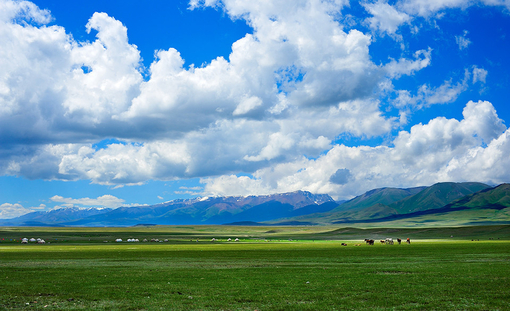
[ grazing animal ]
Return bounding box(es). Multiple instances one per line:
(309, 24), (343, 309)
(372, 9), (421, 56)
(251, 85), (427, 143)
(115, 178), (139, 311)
(406, 238), (410, 244)
(385, 238), (394, 245)
(397, 238), (401, 245)
(341, 243), (347, 246)
(380, 240), (385, 244)
(365, 239), (374, 245)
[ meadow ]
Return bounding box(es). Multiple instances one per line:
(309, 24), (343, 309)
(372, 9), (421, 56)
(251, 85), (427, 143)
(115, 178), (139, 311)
(0, 225), (509, 310)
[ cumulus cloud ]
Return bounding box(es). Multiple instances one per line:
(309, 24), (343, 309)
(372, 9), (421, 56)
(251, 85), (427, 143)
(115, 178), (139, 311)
(2, 0), (413, 185)
(200, 101), (507, 199)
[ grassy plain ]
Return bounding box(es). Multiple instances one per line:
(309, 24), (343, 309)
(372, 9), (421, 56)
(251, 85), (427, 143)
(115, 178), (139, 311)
(1, 225), (509, 310)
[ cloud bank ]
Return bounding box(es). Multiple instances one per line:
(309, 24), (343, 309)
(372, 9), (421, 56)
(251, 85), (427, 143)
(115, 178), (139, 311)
(0, 0), (508, 203)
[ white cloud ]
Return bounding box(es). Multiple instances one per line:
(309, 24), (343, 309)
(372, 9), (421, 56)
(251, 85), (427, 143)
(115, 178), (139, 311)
(440, 129), (510, 183)
(233, 96), (263, 116)
(392, 67), (485, 113)
(472, 66), (488, 84)
(397, 0), (510, 17)
(456, 30), (471, 50)
(0, 0), (51, 24)
(0, 203), (34, 219)
(65, 12), (143, 123)
(49, 194), (125, 208)
(364, 0), (411, 36)
(384, 48), (432, 79)
(57, 142), (190, 185)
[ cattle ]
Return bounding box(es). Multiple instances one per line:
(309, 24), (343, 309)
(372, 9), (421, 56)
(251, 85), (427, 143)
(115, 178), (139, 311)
(385, 238), (394, 245)
(397, 238), (401, 245)
(406, 238), (410, 244)
(364, 239), (374, 245)
(380, 240), (385, 244)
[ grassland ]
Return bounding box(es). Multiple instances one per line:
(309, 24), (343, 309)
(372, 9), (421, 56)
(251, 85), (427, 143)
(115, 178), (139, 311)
(1, 225), (509, 310)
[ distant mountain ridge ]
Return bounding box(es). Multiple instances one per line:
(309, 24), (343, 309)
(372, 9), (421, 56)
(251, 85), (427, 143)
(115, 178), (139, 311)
(1, 183), (509, 227)
(0, 191), (336, 226)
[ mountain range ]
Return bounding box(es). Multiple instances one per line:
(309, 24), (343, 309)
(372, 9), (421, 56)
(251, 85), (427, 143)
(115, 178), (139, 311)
(1, 183), (510, 227)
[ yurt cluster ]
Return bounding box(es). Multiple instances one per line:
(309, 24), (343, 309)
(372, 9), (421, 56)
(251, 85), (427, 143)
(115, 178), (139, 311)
(21, 238), (46, 244)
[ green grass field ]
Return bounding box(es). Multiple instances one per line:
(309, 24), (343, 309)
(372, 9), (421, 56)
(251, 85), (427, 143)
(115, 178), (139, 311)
(1, 226), (509, 310)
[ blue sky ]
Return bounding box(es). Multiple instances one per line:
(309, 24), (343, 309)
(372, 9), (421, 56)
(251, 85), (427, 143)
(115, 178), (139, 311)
(1, 0), (510, 218)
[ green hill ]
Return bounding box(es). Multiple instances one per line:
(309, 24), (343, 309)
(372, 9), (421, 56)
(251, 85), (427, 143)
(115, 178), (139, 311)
(389, 182), (491, 214)
(330, 186), (425, 212)
(327, 182), (490, 222)
(447, 183), (510, 209)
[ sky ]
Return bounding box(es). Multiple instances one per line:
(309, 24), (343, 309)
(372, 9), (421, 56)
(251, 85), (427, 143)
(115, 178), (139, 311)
(1, 0), (510, 219)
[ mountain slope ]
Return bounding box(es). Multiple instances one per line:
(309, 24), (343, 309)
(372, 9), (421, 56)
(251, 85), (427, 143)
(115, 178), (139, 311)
(328, 184), (510, 225)
(330, 186), (426, 213)
(389, 182), (491, 214)
(281, 182), (491, 224)
(447, 183), (510, 210)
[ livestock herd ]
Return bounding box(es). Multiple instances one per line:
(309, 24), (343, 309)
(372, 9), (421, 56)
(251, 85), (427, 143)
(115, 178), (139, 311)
(364, 238), (411, 245)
